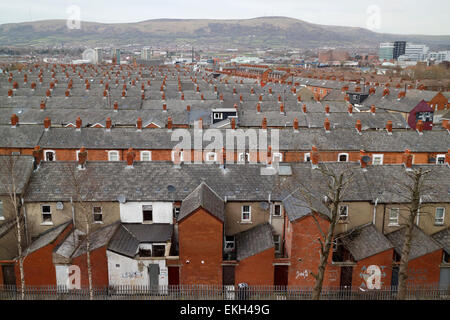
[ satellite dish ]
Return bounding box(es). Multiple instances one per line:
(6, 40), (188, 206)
(56, 202), (64, 210)
(117, 195), (126, 204)
(362, 156), (371, 164)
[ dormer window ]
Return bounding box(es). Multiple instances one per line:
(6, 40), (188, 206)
(108, 151), (119, 161)
(338, 153), (349, 162)
(140, 151), (151, 161)
(304, 153), (311, 162)
(238, 153), (250, 163)
(142, 205), (153, 222)
(436, 155), (445, 164)
(45, 150), (55, 161)
(213, 113), (223, 120)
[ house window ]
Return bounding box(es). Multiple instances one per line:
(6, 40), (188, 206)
(213, 113), (223, 120)
(338, 205), (348, 222)
(141, 151), (151, 161)
(93, 206), (102, 223)
(435, 208), (445, 225)
(389, 208), (399, 226)
(241, 205), (251, 222)
(171, 150), (184, 162)
(206, 152), (217, 162)
(76, 150), (80, 161)
(238, 153), (249, 163)
(273, 204), (282, 217)
(436, 155), (445, 164)
(304, 153), (311, 162)
(0, 200), (3, 220)
(45, 151), (55, 161)
(152, 245), (166, 257)
(273, 152), (283, 163)
(139, 245), (152, 257)
(143, 205), (153, 222)
(173, 206), (180, 219)
(372, 154), (384, 165)
(338, 153), (349, 162)
(273, 235), (281, 253)
(108, 151), (119, 161)
(41, 205), (52, 224)
(225, 236), (235, 250)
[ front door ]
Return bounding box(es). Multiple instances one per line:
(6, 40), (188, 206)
(340, 266), (353, 288)
(2, 265), (16, 286)
(274, 265), (289, 287)
(148, 264), (160, 290)
(223, 266), (235, 286)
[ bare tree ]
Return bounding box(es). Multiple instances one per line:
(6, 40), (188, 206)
(61, 151), (101, 300)
(0, 155), (29, 299)
(278, 158), (355, 300)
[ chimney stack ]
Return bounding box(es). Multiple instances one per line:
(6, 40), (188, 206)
(267, 146), (272, 167)
(221, 147), (227, 169)
(403, 149), (413, 170)
(370, 105), (376, 115)
(257, 103), (261, 113)
(262, 117), (267, 130)
(197, 118), (203, 130)
(231, 118), (236, 130)
(173, 148), (181, 168)
(355, 119), (362, 134)
(76, 117), (82, 131)
(293, 118), (299, 132)
(32, 146), (43, 169)
(348, 104), (353, 115)
(163, 104), (167, 112)
(280, 103), (284, 114)
(302, 104), (307, 113)
(11, 114), (19, 127)
(136, 117), (143, 131)
(126, 148), (135, 168)
(324, 118), (330, 133)
(416, 120), (424, 135)
(78, 147), (87, 170)
(106, 117), (112, 131)
(386, 120), (393, 135)
(167, 117), (173, 131)
(40, 100), (46, 111)
(114, 101), (119, 112)
(325, 105), (330, 115)
(44, 117), (51, 131)
(186, 105), (191, 112)
(311, 146), (319, 168)
(360, 150), (367, 170)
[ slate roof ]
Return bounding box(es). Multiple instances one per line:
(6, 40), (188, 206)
(431, 228), (450, 255)
(24, 220), (72, 256)
(386, 226), (443, 261)
(72, 222), (119, 258)
(107, 223), (173, 258)
(0, 125), (44, 148)
(179, 182), (224, 222)
(338, 224), (393, 261)
(235, 223), (274, 261)
(0, 155), (35, 195)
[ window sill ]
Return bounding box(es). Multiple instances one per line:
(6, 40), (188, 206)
(240, 221), (252, 224)
(94, 221), (104, 224)
(388, 223), (400, 227)
(41, 222), (54, 226)
(272, 215), (282, 218)
(434, 223), (444, 227)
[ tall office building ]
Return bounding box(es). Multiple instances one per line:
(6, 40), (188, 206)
(393, 41), (406, 60)
(112, 48), (121, 64)
(93, 48), (103, 64)
(141, 47), (152, 60)
(379, 43), (394, 61)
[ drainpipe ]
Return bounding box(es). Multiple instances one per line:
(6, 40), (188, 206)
(372, 198), (378, 225)
(416, 197), (422, 226)
(268, 193), (272, 225)
(21, 198), (29, 246)
(382, 204), (386, 234)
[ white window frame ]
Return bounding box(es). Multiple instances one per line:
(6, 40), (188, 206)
(41, 204), (53, 225)
(213, 113), (223, 120)
(76, 150), (80, 161)
(238, 152), (249, 163)
(140, 151), (152, 161)
(273, 204), (282, 217)
(0, 200), (4, 220)
(338, 153), (349, 162)
(93, 206), (103, 223)
(435, 207), (445, 225)
(436, 155), (445, 165)
(372, 154), (384, 165)
(304, 153), (311, 162)
(241, 205), (251, 222)
(389, 208), (400, 226)
(225, 236), (235, 250)
(142, 205), (153, 223)
(205, 152), (217, 162)
(108, 150), (120, 161)
(171, 150), (184, 162)
(44, 150), (56, 162)
(338, 205), (348, 222)
(273, 152), (283, 163)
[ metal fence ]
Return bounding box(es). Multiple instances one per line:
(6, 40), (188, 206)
(0, 284), (448, 300)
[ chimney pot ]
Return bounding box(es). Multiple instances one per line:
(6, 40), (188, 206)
(280, 103), (284, 114)
(11, 114), (19, 127)
(76, 117), (82, 130)
(403, 149), (413, 169)
(302, 104), (307, 113)
(370, 105), (376, 114)
(167, 117), (173, 130)
(355, 119), (362, 133)
(44, 117), (51, 130)
(231, 118), (236, 130)
(386, 120), (393, 134)
(262, 117), (267, 130)
(416, 120), (424, 134)
(137, 118), (142, 131)
(324, 118), (330, 132)
(348, 104), (353, 115)
(293, 118), (299, 131)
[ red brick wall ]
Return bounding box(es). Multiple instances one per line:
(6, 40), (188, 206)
(178, 208), (223, 285)
(284, 214), (340, 287)
(14, 223), (72, 286)
(71, 246), (109, 288)
(405, 249), (443, 286)
(351, 249), (394, 289)
(235, 247), (275, 286)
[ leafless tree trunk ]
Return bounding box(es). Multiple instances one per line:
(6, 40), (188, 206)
(396, 168), (431, 300)
(0, 155), (26, 299)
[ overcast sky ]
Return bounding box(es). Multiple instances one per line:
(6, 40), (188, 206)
(1, 0), (449, 35)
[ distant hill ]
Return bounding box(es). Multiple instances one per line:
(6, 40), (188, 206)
(0, 16), (449, 49)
